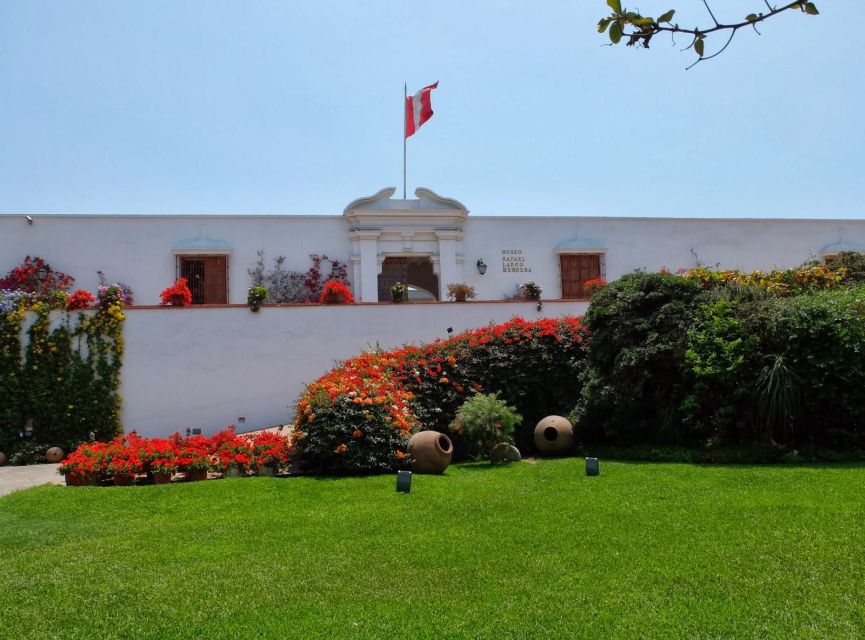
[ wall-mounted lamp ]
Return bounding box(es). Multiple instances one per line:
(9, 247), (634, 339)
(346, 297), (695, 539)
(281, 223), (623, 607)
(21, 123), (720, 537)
(36, 266), (49, 282)
(536, 301), (543, 312)
(331, 264), (341, 278)
(20, 419), (34, 440)
(476, 259), (487, 275)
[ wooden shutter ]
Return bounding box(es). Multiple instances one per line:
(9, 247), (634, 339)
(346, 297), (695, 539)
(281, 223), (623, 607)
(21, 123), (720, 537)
(560, 254), (601, 298)
(201, 256), (227, 304)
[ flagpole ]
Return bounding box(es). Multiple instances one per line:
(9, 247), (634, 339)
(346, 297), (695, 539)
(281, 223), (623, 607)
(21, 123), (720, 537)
(403, 82), (407, 199)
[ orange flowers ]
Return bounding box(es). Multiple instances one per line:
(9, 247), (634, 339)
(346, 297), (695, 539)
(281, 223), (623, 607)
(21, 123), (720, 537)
(334, 443), (348, 454)
(395, 450), (406, 460)
(352, 429), (363, 439)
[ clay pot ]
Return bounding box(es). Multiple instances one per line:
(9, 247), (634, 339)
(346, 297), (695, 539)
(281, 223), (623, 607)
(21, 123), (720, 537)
(533, 416), (574, 455)
(185, 469), (208, 482)
(113, 474), (136, 486)
(0, 451), (6, 466)
(256, 465), (276, 477)
(409, 431), (453, 474)
(65, 472), (84, 487)
(152, 471), (172, 485)
(45, 447), (64, 463)
(226, 466), (245, 478)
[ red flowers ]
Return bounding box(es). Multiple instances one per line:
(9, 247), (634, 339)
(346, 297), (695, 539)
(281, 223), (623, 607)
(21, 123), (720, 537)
(65, 289), (96, 311)
(160, 278), (193, 306)
(0, 256), (74, 299)
(59, 428), (292, 485)
(319, 281), (354, 304)
(292, 316), (583, 474)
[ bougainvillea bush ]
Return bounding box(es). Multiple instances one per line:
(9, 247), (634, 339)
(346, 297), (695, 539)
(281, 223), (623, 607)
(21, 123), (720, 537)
(292, 317), (583, 474)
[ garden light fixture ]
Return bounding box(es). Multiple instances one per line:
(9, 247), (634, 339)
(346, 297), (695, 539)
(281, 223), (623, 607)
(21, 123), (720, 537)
(396, 470), (412, 493)
(586, 457), (600, 476)
(331, 264), (341, 278)
(476, 259), (487, 275)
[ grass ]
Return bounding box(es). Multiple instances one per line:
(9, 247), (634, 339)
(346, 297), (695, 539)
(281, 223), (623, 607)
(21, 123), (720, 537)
(1, 460), (864, 639)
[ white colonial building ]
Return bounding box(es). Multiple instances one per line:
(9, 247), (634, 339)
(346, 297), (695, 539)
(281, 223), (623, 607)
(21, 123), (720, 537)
(2, 188), (863, 436)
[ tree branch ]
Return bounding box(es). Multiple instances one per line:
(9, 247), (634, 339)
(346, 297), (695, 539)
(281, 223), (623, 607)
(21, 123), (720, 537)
(599, 1), (819, 66)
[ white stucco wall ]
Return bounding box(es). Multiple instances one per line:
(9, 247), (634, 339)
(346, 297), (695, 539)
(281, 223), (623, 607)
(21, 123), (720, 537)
(0, 214), (351, 305)
(120, 301), (587, 437)
(2, 211), (863, 305)
(459, 217), (865, 301)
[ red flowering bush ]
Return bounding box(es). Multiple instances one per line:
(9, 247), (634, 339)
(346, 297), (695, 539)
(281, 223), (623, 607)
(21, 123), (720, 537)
(59, 428), (292, 484)
(0, 256), (74, 300)
(249, 431), (292, 470)
(293, 316), (584, 472)
(65, 289), (95, 311)
(319, 280), (354, 304)
(160, 278), (193, 306)
(292, 351), (416, 474)
(583, 277), (608, 296)
(212, 430), (254, 472)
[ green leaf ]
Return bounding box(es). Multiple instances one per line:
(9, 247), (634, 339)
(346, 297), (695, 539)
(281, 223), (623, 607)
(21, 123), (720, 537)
(609, 21), (623, 44)
(804, 2), (819, 15)
(694, 38), (704, 57)
(746, 13), (758, 22)
(657, 9), (675, 23)
(598, 17), (612, 33)
(607, 0), (622, 13)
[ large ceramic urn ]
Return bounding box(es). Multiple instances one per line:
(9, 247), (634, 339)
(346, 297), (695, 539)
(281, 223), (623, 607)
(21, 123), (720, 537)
(533, 416), (574, 455)
(45, 447), (65, 463)
(408, 431), (453, 474)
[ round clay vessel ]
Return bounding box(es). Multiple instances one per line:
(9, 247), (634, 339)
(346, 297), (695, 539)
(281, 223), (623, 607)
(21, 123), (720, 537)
(533, 415), (574, 455)
(45, 447), (64, 463)
(0, 451), (6, 466)
(409, 430), (453, 474)
(256, 465), (275, 477)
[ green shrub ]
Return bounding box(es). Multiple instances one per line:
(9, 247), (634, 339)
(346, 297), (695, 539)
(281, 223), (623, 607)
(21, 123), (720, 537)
(451, 392), (522, 458)
(570, 272), (704, 444)
(829, 251), (865, 284)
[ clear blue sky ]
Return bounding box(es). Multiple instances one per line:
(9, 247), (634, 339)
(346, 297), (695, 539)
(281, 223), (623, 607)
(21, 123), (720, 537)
(0, 1), (861, 217)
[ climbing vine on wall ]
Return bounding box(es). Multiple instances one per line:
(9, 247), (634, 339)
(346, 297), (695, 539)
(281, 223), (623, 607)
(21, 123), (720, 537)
(0, 293), (125, 457)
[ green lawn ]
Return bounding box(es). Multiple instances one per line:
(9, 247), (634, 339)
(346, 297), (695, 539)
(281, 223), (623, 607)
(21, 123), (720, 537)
(1, 460), (864, 639)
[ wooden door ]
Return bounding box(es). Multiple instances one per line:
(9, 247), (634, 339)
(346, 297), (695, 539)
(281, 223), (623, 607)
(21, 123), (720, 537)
(560, 254), (601, 298)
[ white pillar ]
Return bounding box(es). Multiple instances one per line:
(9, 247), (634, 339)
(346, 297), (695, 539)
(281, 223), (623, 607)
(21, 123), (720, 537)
(435, 231), (462, 299)
(357, 233), (381, 302)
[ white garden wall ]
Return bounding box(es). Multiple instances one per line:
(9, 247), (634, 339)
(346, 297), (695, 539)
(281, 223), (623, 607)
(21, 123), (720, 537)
(120, 301), (588, 437)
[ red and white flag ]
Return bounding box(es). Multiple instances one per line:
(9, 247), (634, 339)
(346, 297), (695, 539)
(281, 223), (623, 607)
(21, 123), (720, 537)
(405, 81), (438, 138)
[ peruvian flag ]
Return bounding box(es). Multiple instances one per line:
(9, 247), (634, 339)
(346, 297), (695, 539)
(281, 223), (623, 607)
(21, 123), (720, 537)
(405, 82), (438, 138)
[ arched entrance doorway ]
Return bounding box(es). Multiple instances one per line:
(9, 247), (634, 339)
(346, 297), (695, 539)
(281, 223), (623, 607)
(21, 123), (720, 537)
(378, 257), (439, 301)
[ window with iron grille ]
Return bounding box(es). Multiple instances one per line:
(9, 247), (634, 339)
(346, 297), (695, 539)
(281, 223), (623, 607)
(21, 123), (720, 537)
(177, 255), (228, 304)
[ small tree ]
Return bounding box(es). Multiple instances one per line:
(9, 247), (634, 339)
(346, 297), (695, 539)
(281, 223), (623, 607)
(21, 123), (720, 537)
(450, 392), (523, 459)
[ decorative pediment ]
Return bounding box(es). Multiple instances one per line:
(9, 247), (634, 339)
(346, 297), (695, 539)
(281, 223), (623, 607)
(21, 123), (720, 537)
(343, 187), (468, 230)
